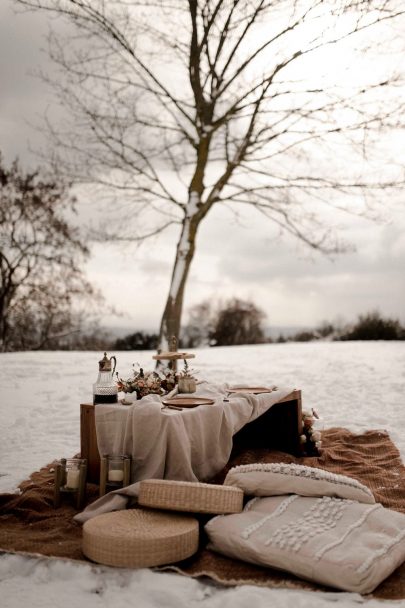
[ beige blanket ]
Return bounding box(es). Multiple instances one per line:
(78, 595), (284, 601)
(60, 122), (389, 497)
(95, 382), (293, 484)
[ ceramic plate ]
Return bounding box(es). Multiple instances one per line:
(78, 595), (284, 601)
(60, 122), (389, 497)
(162, 396), (215, 408)
(227, 387), (277, 395)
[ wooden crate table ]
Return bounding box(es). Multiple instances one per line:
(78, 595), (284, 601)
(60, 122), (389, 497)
(81, 389), (302, 484)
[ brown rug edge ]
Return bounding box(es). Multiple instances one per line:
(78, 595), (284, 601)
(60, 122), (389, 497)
(157, 563), (322, 592)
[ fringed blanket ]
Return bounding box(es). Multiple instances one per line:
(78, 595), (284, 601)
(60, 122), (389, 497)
(1, 428), (405, 599)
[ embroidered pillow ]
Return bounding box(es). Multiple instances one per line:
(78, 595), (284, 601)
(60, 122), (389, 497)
(205, 495), (405, 594)
(224, 463), (375, 504)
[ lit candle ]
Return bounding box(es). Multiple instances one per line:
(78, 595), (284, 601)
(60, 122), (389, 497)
(66, 469), (80, 489)
(108, 469), (124, 482)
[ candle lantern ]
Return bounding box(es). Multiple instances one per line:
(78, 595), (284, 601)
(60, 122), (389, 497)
(54, 458), (87, 509)
(99, 454), (131, 497)
(93, 352), (118, 404)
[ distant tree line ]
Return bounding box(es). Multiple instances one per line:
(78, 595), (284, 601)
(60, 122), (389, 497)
(113, 304), (405, 351)
(276, 311), (405, 343)
(112, 298), (266, 350)
(114, 332), (159, 351)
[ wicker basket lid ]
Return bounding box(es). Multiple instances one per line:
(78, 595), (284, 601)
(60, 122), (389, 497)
(82, 508), (199, 568)
(138, 479), (244, 514)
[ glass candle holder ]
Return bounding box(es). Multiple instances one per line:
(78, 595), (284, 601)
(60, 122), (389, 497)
(99, 454), (131, 497)
(54, 457), (87, 509)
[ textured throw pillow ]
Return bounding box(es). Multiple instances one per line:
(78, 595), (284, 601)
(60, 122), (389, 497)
(205, 495), (405, 594)
(224, 463), (375, 504)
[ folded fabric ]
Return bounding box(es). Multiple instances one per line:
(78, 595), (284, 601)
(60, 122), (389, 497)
(205, 494), (405, 594)
(224, 463), (375, 504)
(74, 482), (141, 524)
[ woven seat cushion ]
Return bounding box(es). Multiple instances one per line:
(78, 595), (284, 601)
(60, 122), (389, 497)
(138, 479), (244, 514)
(82, 508), (199, 568)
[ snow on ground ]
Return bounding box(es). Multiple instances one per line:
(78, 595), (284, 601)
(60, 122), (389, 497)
(1, 342), (405, 607)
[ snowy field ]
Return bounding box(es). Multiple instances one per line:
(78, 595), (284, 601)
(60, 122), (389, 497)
(1, 342), (405, 607)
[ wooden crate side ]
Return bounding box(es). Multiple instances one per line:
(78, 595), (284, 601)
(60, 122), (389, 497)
(232, 391), (302, 457)
(80, 404), (100, 483)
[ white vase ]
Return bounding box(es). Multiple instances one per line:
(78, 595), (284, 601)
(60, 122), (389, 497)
(178, 377), (197, 393)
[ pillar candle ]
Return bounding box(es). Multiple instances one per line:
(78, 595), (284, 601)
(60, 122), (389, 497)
(66, 469), (80, 489)
(108, 469), (124, 482)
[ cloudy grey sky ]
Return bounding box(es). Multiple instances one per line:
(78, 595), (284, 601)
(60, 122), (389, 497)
(1, 1), (404, 334)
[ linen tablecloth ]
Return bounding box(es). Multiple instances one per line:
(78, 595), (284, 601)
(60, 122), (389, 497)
(94, 381), (294, 484)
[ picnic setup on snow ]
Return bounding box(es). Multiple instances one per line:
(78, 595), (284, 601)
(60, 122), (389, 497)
(2, 342), (405, 599)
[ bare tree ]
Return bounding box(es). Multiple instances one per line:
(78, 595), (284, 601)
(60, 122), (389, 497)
(0, 153), (95, 351)
(15, 0), (405, 350)
(182, 299), (215, 347)
(210, 297), (266, 346)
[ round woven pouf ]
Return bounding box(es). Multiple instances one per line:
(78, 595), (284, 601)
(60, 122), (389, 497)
(138, 479), (244, 514)
(82, 508), (199, 568)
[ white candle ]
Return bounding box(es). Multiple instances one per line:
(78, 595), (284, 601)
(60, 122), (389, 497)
(108, 469), (124, 482)
(66, 469), (80, 489)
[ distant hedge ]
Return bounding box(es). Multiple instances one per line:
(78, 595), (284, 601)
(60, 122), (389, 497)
(339, 311), (405, 341)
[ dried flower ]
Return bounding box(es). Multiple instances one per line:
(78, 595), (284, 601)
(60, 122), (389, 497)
(300, 408), (323, 456)
(304, 416), (315, 428)
(178, 359), (197, 379)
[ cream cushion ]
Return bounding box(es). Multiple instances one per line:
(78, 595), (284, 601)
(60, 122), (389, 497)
(139, 479), (244, 514)
(205, 495), (405, 594)
(83, 508), (199, 568)
(224, 463), (375, 504)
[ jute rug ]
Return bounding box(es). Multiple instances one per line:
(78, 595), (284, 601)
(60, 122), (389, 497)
(1, 428), (405, 599)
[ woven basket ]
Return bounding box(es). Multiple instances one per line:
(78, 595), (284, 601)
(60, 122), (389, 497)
(82, 508), (199, 568)
(138, 479), (244, 514)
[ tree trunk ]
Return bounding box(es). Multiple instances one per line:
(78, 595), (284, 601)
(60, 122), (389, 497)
(158, 199), (200, 352)
(0, 287), (12, 352)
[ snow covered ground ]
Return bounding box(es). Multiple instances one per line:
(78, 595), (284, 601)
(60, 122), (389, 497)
(1, 342), (405, 607)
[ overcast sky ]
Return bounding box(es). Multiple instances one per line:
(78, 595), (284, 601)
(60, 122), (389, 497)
(1, 1), (404, 334)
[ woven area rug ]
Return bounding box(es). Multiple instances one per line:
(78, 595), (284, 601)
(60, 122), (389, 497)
(1, 427), (405, 599)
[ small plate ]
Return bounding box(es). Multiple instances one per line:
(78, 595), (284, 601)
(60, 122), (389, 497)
(162, 396), (215, 408)
(120, 398), (135, 405)
(227, 386), (277, 395)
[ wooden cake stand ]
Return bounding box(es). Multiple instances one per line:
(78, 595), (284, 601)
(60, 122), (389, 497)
(152, 336), (195, 372)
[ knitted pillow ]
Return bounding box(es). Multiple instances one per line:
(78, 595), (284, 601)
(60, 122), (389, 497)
(224, 463), (375, 504)
(205, 495), (405, 594)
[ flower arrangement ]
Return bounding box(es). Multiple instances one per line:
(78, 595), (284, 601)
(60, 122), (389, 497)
(116, 363), (187, 399)
(300, 409), (322, 456)
(160, 368), (177, 393)
(116, 366), (163, 399)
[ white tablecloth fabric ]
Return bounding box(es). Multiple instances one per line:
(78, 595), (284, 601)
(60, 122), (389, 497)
(94, 381), (294, 484)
